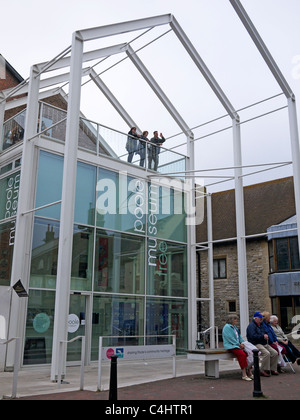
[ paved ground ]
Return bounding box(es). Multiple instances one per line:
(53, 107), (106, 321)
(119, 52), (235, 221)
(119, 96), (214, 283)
(9, 361), (300, 401)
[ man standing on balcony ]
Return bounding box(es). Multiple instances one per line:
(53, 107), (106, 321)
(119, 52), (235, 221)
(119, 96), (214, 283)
(148, 131), (166, 171)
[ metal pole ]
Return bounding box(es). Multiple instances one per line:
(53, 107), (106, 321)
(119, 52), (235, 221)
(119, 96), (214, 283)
(232, 118), (249, 337)
(97, 336), (103, 391)
(7, 65), (40, 369)
(287, 98), (300, 261)
(252, 349), (263, 398)
(0, 96), (5, 152)
(172, 335), (176, 377)
(51, 32), (84, 381)
(109, 354), (118, 401)
(80, 336), (85, 391)
(11, 337), (20, 399)
(207, 194), (215, 348)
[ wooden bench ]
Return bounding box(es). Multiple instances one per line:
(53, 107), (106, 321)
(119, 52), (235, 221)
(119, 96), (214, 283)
(186, 348), (235, 378)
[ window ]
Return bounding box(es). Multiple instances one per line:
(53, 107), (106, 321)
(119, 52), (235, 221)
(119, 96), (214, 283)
(228, 301), (236, 313)
(213, 258), (227, 279)
(272, 237), (300, 272)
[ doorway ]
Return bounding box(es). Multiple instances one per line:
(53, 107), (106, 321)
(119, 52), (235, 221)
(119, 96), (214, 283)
(67, 292), (91, 363)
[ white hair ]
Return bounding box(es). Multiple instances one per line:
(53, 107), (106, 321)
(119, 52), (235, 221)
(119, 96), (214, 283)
(270, 315), (278, 323)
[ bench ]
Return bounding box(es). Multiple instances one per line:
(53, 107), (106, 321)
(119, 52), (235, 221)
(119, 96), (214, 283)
(186, 348), (235, 378)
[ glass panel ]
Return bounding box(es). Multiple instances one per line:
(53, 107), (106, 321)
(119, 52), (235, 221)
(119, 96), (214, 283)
(289, 237), (300, 270)
(79, 118), (97, 153)
(94, 230), (145, 294)
(74, 162), (96, 226)
(41, 103), (66, 142)
(23, 290), (55, 365)
(35, 151), (63, 219)
(2, 110), (26, 151)
(147, 240), (187, 297)
(219, 259), (226, 278)
(146, 297), (188, 353)
(0, 221), (15, 286)
(295, 296), (300, 318)
(30, 218), (60, 289)
(0, 171), (20, 221)
(91, 295), (144, 360)
(268, 240), (275, 273)
(71, 225), (94, 291)
(96, 168), (146, 234)
(279, 296), (293, 332)
(276, 238), (290, 271)
(149, 183), (187, 242)
(213, 260), (219, 279)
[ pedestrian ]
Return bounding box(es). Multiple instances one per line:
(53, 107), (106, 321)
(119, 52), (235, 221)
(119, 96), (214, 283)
(222, 314), (253, 381)
(270, 315), (300, 365)
(126, 127), (140, 163)
(246, 312), (279, 377)
(138, 131), (149, 167)
(148, 131), (166, 171)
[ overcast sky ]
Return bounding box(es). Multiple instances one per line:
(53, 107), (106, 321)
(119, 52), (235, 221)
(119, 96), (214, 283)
(2, 0), (300, 192)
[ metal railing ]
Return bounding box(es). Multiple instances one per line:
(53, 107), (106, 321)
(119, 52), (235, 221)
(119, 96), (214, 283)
(1, 102), (187, 175)
(57, 335), (85, 390)
(0, 337), (20, 398)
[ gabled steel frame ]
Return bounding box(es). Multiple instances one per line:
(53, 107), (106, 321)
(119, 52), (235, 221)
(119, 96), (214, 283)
(2, 1), (300, 374)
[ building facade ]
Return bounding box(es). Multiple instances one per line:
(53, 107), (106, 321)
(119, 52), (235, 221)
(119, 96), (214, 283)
(0, 55), (193, 371)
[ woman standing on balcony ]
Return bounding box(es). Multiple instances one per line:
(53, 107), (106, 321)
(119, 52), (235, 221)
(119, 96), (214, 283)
(138, 131), (149, 167)
(126, 127), (140, 163)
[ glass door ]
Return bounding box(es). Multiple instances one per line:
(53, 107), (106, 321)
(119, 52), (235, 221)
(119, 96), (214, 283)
(67, 293), (87, 362)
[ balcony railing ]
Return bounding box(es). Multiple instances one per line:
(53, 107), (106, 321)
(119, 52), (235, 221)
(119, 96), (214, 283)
(1, 102), (186, 175)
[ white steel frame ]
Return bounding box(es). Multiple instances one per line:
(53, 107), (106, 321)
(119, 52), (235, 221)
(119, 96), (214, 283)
(0, 1), (299, 376)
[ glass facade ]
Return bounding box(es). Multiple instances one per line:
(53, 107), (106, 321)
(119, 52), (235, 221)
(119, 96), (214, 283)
(0, 168), (20, 286)
(2, 149), (188, 364)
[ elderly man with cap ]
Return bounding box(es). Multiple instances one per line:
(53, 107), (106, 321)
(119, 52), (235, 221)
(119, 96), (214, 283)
(246, 312), (279, 377)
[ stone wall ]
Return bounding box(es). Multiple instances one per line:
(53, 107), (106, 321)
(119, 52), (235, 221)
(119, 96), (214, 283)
(197, 238), (272, 336)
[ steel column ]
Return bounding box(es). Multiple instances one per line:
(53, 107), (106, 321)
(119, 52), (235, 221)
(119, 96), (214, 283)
(207, 194), (215, 348)
(50, 33), (84, 381)
(287, 98), (300, 260)
(186, 133), (197, 349)
(232, 118), (249, 337)
(6, 65), (40, 368)
(0, 95), (5, 152)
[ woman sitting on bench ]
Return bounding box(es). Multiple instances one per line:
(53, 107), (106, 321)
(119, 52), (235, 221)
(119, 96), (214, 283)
(222, 314), (253, 381)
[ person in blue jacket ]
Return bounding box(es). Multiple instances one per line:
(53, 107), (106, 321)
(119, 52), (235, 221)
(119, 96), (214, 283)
(222, 314), (253, 381)
(246, 312), (279, 377)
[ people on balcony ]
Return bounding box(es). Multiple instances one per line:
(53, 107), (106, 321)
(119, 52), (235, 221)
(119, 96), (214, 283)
(148, 131), (166, 171)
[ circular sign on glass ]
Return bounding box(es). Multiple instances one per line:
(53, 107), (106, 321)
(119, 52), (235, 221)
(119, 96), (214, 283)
(33, 313), (50, 334)
(68, 314), (80, 333)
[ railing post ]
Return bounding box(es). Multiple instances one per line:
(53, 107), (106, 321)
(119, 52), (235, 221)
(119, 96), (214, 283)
(172, 335), (176, 377)
(97, 336), (103, 391)
(11, 337), (20, 399)
(252, 349), (263, 398)
(109, 354), (118, 401)
(80, 336), (85, 391)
